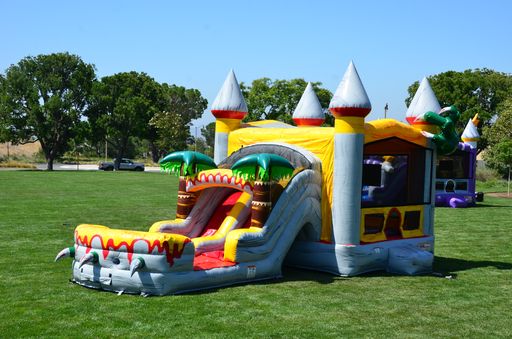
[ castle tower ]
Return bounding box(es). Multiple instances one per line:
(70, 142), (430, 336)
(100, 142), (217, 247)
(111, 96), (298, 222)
(461, 114), (480, 149)
(211, 70), (248, 163)
(292, 82), (325, 126)
(329, 61), (371, 245)
(405, 77), (441, 134)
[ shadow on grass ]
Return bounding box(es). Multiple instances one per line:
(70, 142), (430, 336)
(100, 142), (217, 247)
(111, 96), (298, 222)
(86, 257), (512, 297)
(434, 256), (512, 274)
(280, 266), (341, 283)
(183, 267), (341, 296)
(188, 256), (512, 296)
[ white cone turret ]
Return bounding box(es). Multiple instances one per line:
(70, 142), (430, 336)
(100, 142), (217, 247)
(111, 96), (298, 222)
(212, 70), (248, 163)
(461, 114), (480, 148)
(329, 61), (371, 116)
(406, 77), (441, 125)
(211, 69), (248, 118)
(293, 82), (324, 126)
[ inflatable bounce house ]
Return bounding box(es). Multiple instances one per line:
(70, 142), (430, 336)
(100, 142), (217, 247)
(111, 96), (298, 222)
(56, 62), (459, 295)
(405, 78), (483, 208)
(434, 115), (484, 207)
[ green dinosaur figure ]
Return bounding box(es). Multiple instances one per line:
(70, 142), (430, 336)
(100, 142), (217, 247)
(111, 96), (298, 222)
(423, 105), (461, 155)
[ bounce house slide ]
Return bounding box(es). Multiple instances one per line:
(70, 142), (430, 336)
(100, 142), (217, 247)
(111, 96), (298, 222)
(149, 187), (240, 238)
(57, 64), (445, 296)
(66, 166), (322, 295)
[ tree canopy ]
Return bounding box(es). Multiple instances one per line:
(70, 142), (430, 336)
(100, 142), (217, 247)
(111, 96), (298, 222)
(149, 84), (207, 161)
(240, 78), (333, 125)
(87, 71), (166, 168)
(483, 98), (512, 176)
(201, 122), (215, 150)
(0, 74), (9, 143)
(1, 53), (210, 165)
(405, 69), (512, 152)
(0, 52), (95, 169)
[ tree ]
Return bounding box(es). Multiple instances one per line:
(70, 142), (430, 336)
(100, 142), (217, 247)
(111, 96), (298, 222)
(189, 136), (212, 157)
(149, 84), (207, 162)
(87, 72), (166, 169)
(240, 78), (333, 125)
(483, 99), (512, 176)
(201, 122), (215, 150)
(0, 53), (95, 170)
(405, 69), (512, 152)
(0, 74), (9, 144)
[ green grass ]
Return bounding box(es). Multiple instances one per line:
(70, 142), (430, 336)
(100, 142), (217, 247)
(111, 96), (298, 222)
(477, 178), (510, 194)
(1, 171), (511, 338)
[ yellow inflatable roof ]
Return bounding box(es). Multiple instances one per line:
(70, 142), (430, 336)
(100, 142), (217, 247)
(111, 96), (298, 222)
(228, 119), (429, 241)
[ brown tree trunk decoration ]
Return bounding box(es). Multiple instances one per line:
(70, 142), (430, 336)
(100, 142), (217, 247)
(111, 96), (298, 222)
(176, 176), (197, 219)
(251, 180), (272, 227)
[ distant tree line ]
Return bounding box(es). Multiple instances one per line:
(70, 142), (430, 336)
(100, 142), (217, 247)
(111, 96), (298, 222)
(1, 52), (511, 175)
(0, 52), (207, 170)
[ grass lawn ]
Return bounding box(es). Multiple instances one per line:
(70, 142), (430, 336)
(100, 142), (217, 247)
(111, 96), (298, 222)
(0, 171), (511, 338)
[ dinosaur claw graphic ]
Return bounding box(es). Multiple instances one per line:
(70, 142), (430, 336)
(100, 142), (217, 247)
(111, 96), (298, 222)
(78, 252), (98, 268)
(129, 257), (145, 277)
(55, 247), (75, 262)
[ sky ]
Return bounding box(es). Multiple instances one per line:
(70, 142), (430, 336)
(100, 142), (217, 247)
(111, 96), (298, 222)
(1, 0), (511, 132)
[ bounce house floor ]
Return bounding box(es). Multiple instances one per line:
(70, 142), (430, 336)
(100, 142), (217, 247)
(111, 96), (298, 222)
(193, 251), (236, 271)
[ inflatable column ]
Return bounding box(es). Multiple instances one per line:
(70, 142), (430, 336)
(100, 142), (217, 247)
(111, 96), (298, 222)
(462, 114), (480, 199)
(211, 70), (248, 164)
(405, 78), (441, 231)
(329, 62), (371, 245)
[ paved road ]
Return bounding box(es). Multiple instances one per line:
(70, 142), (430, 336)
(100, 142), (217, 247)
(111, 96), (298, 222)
(34, 163), (161, 172)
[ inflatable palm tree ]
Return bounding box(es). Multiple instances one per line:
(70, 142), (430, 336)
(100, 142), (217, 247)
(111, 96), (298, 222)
(160, 151), (217, 219)
(232, 153), (294, 227)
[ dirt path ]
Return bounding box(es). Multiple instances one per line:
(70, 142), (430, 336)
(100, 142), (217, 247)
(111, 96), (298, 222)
(487, 192), (512, 198)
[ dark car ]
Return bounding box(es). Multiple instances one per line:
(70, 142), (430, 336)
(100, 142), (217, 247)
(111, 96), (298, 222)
(99, 158), (145, 171)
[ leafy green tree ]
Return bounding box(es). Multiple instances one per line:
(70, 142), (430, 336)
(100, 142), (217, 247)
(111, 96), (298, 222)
(484, 141), (512, 178)
(149, 84), (207, 161)
(0, 53), (95, 170)
(0, 74), (9, 143)
(201, 122), (215, 150)
(483, 99), (512, 176)
(87, 72), (166, 169)
(405, 69), (512, 152)
(240, 78), (332, 125)
(188, 137), (212, 157)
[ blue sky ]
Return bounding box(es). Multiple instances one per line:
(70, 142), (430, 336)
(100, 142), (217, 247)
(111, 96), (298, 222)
(1, 0), (511, 130)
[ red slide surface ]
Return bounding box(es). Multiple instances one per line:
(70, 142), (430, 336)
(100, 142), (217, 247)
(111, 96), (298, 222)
(194, 191), (248, 271)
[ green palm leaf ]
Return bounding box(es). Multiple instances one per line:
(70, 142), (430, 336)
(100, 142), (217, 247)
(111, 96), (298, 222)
(231, 153), (294, 182)
(159, 151), (217, 176)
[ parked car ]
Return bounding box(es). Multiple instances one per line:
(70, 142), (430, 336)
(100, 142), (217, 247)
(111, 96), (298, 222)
(99, 158), (145, 171)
